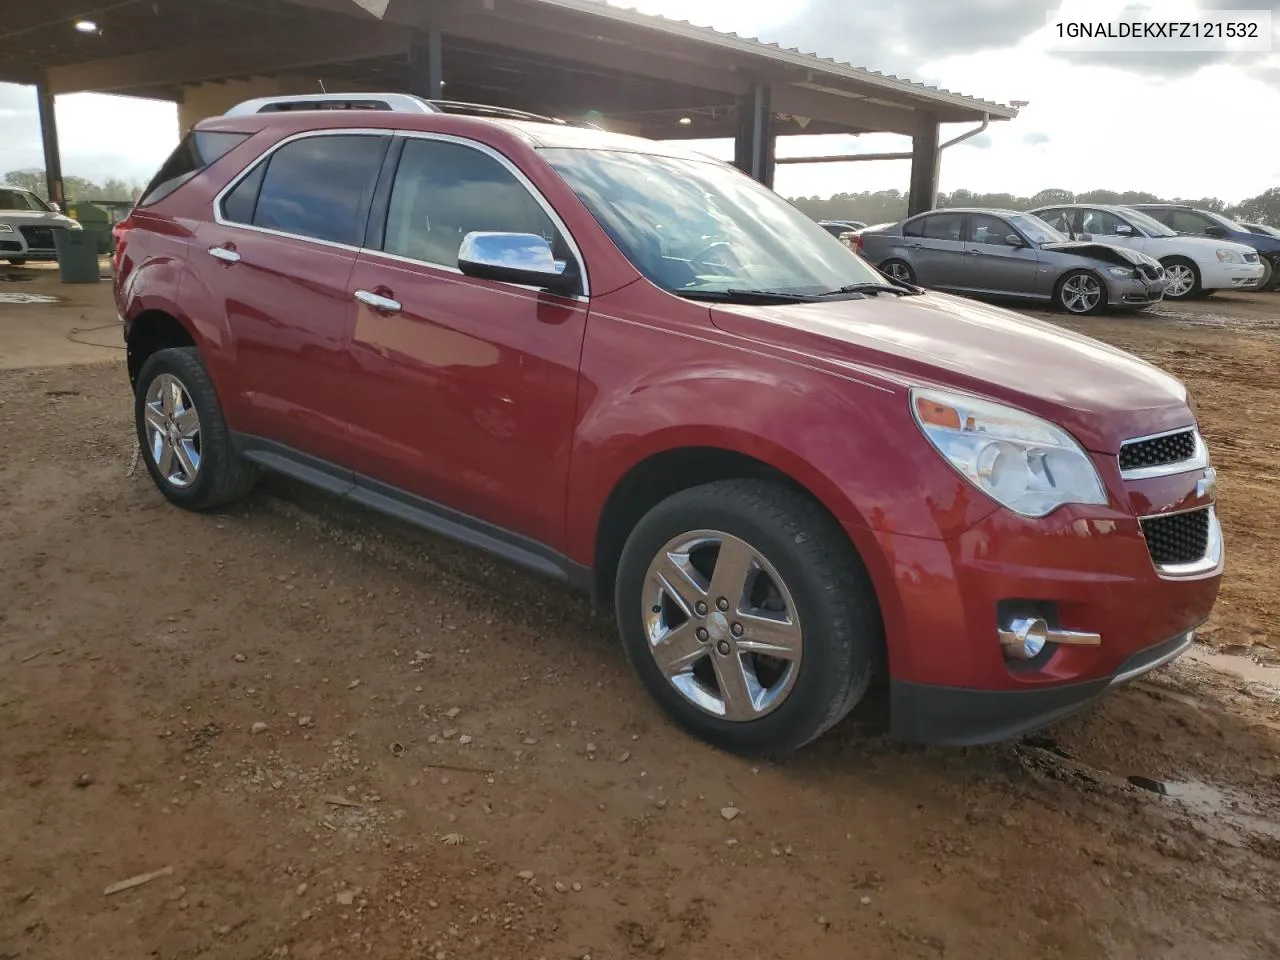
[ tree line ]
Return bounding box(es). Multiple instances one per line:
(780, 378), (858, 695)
(3, 169), (144, 203)
(790, 186), (1280, 227)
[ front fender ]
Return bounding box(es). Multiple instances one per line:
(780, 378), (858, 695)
(564, 304), (998, 570)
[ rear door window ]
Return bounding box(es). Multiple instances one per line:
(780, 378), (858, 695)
(906, 213), (963, 241)
(138, 131), (249, 207)
(248, 134), (390, 246)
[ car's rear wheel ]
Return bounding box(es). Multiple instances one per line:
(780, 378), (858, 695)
(1055, 270), (1107, 315)
(879, 259), (915, 285)
(5, 258), (27, 266)
(1160, 257), (1201, 299)
(135, 346), (256, 511)
(615, 479), (882, 755)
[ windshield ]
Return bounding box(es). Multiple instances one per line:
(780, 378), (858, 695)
(1206, 210), (1248, 232)
(1115, 207), (1176, 237)
(541, 148), (885, 297)
(0, 188), (52, 212)
(1006, 212), (1067, 245)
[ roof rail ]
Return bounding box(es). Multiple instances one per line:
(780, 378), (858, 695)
(223, 93), (437, 116)
(222, 93), (598, 128)
(423, 99), (567, 125)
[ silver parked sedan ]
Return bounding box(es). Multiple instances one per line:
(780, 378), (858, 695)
(853, 208), (1167, 314)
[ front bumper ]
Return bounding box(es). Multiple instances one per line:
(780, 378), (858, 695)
(1200, 260), (1265, 291)
(1106, 274), (1165, 306)
(846, 464), (1223, 745)
(891, 630), (1195, 745)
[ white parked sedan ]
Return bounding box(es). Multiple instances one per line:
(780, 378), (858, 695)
(1031, 203), (1264, 299)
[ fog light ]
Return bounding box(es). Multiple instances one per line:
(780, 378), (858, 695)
(1000, 616), (1048, 660)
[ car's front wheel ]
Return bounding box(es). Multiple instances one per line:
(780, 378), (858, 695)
(134, 346), (256, 511)
(5, 258), (27, 266)
(1160, 257), (1201, 299)
(615, 479), (882, 754)
(1055, 270), (1107, 315)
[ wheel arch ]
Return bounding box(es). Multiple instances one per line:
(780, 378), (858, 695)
(125, 309), (198, 386)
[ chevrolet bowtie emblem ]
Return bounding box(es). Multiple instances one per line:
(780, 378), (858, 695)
(1197, 467), (1217, 501)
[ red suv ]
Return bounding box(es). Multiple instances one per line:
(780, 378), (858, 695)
(115, 94), (1223, 753)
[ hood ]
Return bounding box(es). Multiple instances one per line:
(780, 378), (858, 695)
(1039, 241), (1158, 268)
(0, 210), (78, 227)
(709, 292), (1192, 454)
(1155, 234), (1259, 257)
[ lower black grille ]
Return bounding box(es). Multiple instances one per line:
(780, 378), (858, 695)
(1141, 509), (1210, 566)
(19, 225), (58, 249)
(0, 240), (21, 252)
(1119, 429), (1196, 472)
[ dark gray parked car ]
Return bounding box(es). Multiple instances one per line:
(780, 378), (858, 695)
(853, 208), (1167, 315)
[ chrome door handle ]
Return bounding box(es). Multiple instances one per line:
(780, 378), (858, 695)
(208, 245), (240, 264)
(354, 289), (402, 314)
(967, 249), (981, 255)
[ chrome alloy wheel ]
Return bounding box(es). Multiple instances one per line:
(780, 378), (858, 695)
(882, 261), (912, 283)
(143, 373), (202, 488)
(1061, 273), (1103, 313)
(642, 530), (803, 721)
(1164, 263), (1196, 298)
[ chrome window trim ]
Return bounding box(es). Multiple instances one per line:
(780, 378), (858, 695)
(210, 127), (590, 299)
(1138, 504), (1223, 580)
(1118, 426), (1208, 480)
(212, 127), (391, 254)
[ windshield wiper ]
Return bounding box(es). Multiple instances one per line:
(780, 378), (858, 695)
(675, 288), (821, 304)
(819, 282), (918, 297)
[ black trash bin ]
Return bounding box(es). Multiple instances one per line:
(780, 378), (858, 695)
(52, 228), (101, 284)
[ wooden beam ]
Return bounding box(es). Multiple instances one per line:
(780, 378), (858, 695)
(424, 10), (750, 96)
(770, 84), (919, 137)
(45, 18), (410, 94)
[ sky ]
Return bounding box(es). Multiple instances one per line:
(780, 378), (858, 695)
(1, 0), (1278, 202)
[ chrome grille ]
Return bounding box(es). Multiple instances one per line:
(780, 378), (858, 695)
(1140, 509), (1211, 566)
(1119, 429), (1197, 473)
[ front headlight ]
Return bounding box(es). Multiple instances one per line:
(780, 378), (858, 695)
(1215, 248), (1242, 263)
(911, 388), (1108, 518)
(1107, 266), (1135, 278)
(0, 223), (14, 233)
(66, 221), (83, 231)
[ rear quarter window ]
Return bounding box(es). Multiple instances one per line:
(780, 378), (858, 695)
(138, 131), (250, 207)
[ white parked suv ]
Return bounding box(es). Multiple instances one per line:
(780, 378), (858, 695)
(1031, 203), (1264, 299)
(0, 187), (83, 265)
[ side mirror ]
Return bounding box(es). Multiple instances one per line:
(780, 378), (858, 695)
(1204, 225), (1228, 238)
(457, 232), (579, 295)
(1114, 224), (1134, 236)
(1005, 233), (1026, 247)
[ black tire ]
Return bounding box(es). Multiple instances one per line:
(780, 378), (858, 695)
(134, 346), (256, 511)
(614, 479), (883, 755)
(6, 258), (27, 266)
(1260, 258), (1274, 291)
(1054, 269), (1108, 315)
(879, 258), (915, 285)
(1159, 257), (1201, 300)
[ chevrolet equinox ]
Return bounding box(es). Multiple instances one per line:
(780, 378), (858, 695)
(114, 94), (1224, 753)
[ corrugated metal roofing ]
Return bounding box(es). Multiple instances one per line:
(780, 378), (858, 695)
(529, 0), (1018, 119)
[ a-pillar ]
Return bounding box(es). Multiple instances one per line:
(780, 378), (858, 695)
(409, 29), (444, 100)
(36, 77), (65, 207)
(907, 112), (940, 216)
(733, 83), (775, 188)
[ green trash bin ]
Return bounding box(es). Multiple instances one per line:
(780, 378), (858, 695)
(52, 228), (101, 284)
(66, 202), (114, 255)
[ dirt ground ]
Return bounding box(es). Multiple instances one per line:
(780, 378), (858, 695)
(2, 267), (1279, 960)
